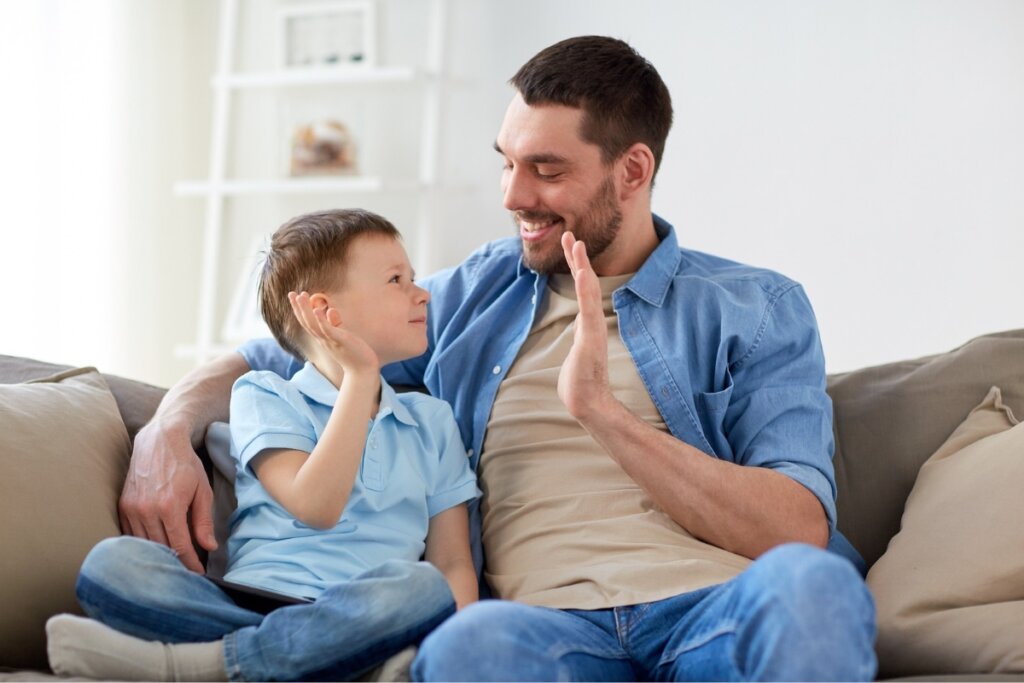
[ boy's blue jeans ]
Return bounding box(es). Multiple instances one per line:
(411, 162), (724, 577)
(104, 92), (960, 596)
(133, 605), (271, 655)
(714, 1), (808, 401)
(413, 544), (877, 682)
(75, 536), (455, 682)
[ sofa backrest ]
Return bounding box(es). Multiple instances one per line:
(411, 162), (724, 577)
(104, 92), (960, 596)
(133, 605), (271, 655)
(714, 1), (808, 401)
(826, 329), (1024, 569)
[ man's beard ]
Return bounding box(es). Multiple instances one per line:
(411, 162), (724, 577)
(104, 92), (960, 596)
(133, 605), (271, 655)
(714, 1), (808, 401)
(515, 174), (623, 274)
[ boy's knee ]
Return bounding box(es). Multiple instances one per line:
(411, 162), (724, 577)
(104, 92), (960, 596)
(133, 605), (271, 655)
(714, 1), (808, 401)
(81, 536), (163, 582)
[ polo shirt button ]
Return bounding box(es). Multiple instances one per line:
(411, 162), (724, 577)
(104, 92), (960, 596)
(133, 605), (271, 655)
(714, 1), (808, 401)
(467, 448), (474, 457)
(492, 365), (501, 375)
(531, 294), (537, 304)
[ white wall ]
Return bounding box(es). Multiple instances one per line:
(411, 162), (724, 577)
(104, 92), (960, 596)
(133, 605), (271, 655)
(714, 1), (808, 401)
(3, 1), (1020, 386)
(0, 1), (214, 388)
(436, 0), (1024, 373)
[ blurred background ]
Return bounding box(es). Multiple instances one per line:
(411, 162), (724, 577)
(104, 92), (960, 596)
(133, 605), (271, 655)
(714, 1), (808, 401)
(1, 0), (1021, 388)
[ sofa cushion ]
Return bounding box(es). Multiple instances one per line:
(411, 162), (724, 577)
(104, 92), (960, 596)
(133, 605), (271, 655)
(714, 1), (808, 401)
(826, 329), (1024, 568)
(0, 354), (166, 444)
(867, 387), (1024, 677)
(0, 368), (131, 670)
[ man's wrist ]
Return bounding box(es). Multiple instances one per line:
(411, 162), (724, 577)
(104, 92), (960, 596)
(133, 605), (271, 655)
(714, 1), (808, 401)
(140, 413), (200, 451)
(574, 390), (625, 429)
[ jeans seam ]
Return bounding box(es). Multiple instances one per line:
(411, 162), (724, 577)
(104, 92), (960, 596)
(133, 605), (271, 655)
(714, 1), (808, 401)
(223, 632), (245, 682)
(658, 622), (738, 668)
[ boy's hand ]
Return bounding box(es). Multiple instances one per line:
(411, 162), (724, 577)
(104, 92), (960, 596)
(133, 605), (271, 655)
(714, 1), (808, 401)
(289, 291), (380, 377)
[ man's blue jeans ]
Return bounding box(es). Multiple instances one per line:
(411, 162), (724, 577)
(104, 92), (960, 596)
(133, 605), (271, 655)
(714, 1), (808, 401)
(413, 544), (877, 681)
(75, 536), (455, 682)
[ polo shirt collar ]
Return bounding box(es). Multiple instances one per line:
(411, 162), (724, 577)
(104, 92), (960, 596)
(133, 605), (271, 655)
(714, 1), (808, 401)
(291, 362), (419, 427)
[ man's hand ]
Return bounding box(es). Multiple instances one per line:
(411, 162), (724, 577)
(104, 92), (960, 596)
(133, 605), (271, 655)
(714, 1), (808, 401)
(119, 420), (216, 574)
(118, 351), (248, 573)
(557, 232), (616, 420)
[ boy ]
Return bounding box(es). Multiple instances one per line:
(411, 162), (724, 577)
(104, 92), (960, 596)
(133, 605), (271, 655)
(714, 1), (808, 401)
(47, 209), (479, 681)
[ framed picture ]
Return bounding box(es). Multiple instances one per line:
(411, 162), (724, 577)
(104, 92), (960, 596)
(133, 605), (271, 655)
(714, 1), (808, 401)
(222, 235), (272, 343)
(288, 118), (359, 176)
(277, 0), (377, 70)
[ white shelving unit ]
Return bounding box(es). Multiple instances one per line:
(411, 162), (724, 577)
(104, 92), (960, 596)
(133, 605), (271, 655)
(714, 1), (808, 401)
(175, 0), (448, 363)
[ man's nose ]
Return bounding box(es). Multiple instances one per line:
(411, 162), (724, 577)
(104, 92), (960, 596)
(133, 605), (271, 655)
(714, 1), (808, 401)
(502, 167), (536, 212)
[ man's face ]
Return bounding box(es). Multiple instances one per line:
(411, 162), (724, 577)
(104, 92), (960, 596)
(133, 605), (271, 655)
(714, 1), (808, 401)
(495, 94), (622, 274)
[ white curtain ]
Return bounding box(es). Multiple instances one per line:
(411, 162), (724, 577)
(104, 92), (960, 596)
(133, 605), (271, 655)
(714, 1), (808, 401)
(0, 1), (213, 386)
(0, 1), (120, 368)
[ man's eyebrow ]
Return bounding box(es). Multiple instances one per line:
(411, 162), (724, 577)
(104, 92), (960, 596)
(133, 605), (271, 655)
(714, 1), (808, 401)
(492, 142), (569, 165)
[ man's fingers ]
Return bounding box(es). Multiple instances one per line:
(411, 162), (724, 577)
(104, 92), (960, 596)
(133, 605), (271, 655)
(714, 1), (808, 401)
(190, 478), (219, 553)
(165, 515), (206, 574)
(561, 232), (578, 276)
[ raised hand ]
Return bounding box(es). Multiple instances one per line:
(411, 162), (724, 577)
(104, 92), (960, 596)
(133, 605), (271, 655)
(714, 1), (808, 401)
(557, 232), (614, 420)
(288, 291), (380, 379)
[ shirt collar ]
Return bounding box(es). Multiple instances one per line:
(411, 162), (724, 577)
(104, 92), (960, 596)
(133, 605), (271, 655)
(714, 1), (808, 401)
(621, 214), (681, 308)
(513, 213), (680, 306)
(292, 362), (419, 427)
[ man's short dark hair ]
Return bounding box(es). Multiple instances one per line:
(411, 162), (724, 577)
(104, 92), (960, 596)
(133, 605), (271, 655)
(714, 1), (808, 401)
(259, 208), (400, 360)
(510, 35), (673, 181)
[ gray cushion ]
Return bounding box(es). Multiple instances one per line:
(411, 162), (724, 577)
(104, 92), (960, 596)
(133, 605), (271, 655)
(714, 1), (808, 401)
(826, 329), (1024, 568)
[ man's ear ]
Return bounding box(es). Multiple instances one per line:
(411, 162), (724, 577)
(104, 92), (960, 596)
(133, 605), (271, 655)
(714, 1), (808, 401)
(618, 143), (655, 199)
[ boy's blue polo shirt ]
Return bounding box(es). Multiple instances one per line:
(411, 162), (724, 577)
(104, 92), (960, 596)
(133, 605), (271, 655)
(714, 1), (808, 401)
(223, 363), (479, 600)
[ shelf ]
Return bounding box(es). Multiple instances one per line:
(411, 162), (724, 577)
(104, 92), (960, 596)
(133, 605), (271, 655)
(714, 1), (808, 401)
(175, 176), (387, 196)
(213, 66), (420, 89)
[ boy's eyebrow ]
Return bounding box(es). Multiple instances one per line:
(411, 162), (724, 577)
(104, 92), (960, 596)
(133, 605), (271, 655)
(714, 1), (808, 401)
(386, 263), (416, 279)
(493, 141), (568, 166)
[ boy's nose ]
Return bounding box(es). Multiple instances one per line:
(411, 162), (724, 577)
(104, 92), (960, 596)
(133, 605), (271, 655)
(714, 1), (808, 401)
(414, 284), (430, 304)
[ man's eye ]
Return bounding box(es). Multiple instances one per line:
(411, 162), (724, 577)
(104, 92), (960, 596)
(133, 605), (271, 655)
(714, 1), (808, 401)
(389, 275), (401, 283)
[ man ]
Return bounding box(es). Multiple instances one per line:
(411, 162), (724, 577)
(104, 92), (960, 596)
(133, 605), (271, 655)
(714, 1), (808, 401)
(122, 36), (876, 681)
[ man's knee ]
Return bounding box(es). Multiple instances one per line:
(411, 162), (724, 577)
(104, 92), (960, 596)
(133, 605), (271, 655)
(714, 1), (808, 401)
(412, 601), (540, 681)
(740, 543), (877, 679)
(752, 542), (873, 617)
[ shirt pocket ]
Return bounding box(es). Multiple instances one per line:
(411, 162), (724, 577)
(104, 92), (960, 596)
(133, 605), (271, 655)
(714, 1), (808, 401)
(694, 379), (735, 458)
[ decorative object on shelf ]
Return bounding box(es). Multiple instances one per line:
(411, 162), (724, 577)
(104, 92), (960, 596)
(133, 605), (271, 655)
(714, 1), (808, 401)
(277, 0), (377, 70)
(288, 118), (359, 176)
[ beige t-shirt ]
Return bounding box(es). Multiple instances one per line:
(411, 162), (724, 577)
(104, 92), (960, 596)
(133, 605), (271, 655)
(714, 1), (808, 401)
(479, 273), (750, 609)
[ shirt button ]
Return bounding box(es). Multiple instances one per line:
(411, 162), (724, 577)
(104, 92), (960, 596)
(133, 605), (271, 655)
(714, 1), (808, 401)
(531, 294), (537, 305)
(370, 439), (378, 449)
(492, 365), (501, 375)
(467, 448), (474, 457)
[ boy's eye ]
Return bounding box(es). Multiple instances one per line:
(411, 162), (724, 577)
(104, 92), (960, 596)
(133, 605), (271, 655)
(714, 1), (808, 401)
(389, 275), (401, 283)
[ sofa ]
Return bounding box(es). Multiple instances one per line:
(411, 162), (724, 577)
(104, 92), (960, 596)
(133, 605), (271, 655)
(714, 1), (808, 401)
(2, 328), (1023, 681)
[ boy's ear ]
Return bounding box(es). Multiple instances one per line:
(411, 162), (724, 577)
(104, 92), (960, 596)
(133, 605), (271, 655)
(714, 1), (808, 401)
(307, 292), (330, 311)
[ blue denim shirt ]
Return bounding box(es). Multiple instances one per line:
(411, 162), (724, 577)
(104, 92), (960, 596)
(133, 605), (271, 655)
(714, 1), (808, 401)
(241, 215), (858, 579)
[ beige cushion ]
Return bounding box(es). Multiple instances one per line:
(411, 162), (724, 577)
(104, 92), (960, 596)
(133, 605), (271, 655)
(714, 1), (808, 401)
(867, 386), (1024, 677)
(827, 329), (1024, 568)
(0, 368), (130, 670)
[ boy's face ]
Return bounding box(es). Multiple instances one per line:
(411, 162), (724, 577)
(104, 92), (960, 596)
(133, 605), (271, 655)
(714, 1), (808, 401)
(327, 234), (430, 365)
